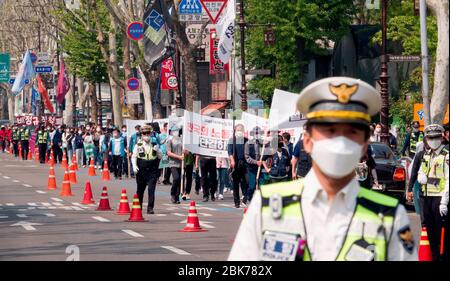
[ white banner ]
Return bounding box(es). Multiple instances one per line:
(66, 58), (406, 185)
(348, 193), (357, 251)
(182, 110), (234, 158)
(269, 89), (307, 130)
(216, 0), (235, 63)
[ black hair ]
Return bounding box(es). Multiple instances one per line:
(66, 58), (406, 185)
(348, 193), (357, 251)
(152, 122), (161, 134)
(282, 132), (291, 141)
(305, 121), (371, 140)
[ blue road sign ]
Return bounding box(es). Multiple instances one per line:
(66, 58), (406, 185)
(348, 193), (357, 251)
(178, 0), (202, 14)
(248, 99), (264, 108)
(145, 9), (165, 32)
(127, 22), (144, 41)
(127, 78), (140, 91)
(8, 78), (15, 85)
(35, 66), (53, 73)
(25, 79), (29, 84)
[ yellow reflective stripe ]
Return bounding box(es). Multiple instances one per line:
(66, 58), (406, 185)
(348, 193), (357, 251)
(358, 187), (399, 207)
(306, 110), (370, 122)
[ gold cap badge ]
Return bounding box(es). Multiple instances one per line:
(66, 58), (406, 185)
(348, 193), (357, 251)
(329, 83), (359, 104)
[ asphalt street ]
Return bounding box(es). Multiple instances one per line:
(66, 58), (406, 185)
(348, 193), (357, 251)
(0, 152), (421, 261)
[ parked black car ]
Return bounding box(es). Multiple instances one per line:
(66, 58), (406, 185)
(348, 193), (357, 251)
(368, 142), (407, 203)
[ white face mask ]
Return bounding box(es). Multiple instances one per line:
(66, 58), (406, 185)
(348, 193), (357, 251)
(142, 136), (150, 142)
(375, 128), (381, 133)
(172, 131), (179, 137)
(427, 139), (442, 150)
(310, 136), (364, 179)
(235, 131), (244, 138)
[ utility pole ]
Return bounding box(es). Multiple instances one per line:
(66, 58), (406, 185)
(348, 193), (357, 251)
(419, 0), (431, 127)
(379, 0), (390, 145)
(238, 0), (247, 111)
(72, 74), (76, 126)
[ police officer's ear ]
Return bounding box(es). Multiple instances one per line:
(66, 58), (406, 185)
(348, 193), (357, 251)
(302, 124), (313, 154)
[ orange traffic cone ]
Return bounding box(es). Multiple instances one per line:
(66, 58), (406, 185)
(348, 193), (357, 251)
(35, 149), (40, 163)
(60, 168), (73, 196)
(81, 181), (95, 204)
(96, 186), (112, 211)
(49, 149), (55, 166)
(179, 201), (207, 232)
(8, 144), (12, 154)
(61, 150), (68, 169)
(419, 226), (433, 261)
(27, 150), (32, 160)
(102, 160), (110, 181)
(116, 189), (131, 215)
(69, 163), (77, 184)
(72, 154), (78, 171)
(47, 165), (57, 190)
(18, 143), (22, 158)
(126, 194), (148, 222)
(88, 157), (96, 176)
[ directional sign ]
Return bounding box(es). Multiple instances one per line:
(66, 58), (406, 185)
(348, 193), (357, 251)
(127, 21), (144, 41)
(200, 0), (228, 24)
(388, 55), (421, 62)
(0, 53), (10, 82)
(35, 66), (53, 73)
(127, 78), (140, 91)
(248, 99), (264, 109)
(244, 69), (272, 76)
(8, 78), (15, 85)
(10, 221), (42, 231)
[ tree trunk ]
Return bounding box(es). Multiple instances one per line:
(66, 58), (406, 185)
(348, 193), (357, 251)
(140, 67), (153, 120)
(64, 75), (75, 126)
(109, 19), (123, 127)
(88, 83), (98, 125)
(139, 66), (162, 119)
(427, 0), (449, 124)
(123, 35), (138, 119)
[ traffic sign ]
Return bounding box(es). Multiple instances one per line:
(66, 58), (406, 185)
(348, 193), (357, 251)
(30, 52), (37, 64)
(248, 99), (264, 109)
(126, 91), (142, 104)
(244, 69), (272, 76)
(200, 0), (228, 24)
(8, 78), (15, 85)
(127, 78), (140, 91)
(36, 52), (50, 65)
(127, 22), (144, 41)
(179, 0), (202, 14)
(0, 53), (10, 83)
(35, 66), (53, 73)
(388, 55), (421, 62)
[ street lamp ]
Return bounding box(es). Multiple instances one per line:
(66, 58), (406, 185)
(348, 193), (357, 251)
(379, 0), (390, 145)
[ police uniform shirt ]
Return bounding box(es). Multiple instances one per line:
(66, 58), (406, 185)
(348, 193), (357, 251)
(131, 141), (156, 163)
(228, 168), (418, 261)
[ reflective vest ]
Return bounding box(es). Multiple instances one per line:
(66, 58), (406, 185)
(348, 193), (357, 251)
(420, 146), (448, 197)
(410, 131), (424, 155)
(136, 140), (157, 161)
(19, 129), (29, 141)
(260, 179), (398, 261)
(37, 131), (49, 144)
(12, 131), (19, 140)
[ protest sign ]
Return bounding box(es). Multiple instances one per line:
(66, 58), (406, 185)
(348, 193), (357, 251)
(268, 89), (306, 130)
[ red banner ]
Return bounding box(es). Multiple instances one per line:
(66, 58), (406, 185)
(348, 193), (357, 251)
(15, 115), (62, 126)
(160, 58), (178, 90)
(37, 74), (55, 113)
(209, 28), (229, 74)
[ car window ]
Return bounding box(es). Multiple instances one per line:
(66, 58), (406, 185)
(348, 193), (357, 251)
(370, 143), (395, 160)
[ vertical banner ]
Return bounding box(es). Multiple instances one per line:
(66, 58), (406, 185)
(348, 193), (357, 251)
(182, 110), (233, 158)
(160, 57), (178, 90)
(0, 53), (10, 83)
(209, 28), (229, 74)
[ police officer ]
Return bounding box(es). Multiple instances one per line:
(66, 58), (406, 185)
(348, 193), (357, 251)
(19, 125), (30, 160)
(407, 124), (449, 261)
(401, 121), (424, 158)
(131, 125), (162, 214)
(11, 125), (20, 157)
(229, 77), (417, 261)
(36, 125), (50, 163)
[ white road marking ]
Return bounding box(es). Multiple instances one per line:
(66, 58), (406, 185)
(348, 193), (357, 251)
(27, 207), (36, 210)
(12, 180), (20, 183)
(71, 206), (83, 211)
(22, 184), (32, 187)
(200, 213), (212, 217)
(92, 216), (110, 222)
(155, 214), (167, 217)
(10, 221), (41, 231)
(41, 202), (52, 206)
(18, 209), (27, 212)
(219, 203), (234, 207)
(44, 213), (56, 217)
(52, 202), (63, 206)
(180, 219), (215, 229)
(27, 203), (37, 206)
(48, 206), (56, 209)
(122, 229), (144, 238)
(0, 215), (8, 219)
(36, 190), (46, 194)
(3, 176), (10, 179)
(37, 207), (48, 210)
(172, 213), (186, 217)
(6, 203), (15, 206)
(61, 206), (73, 210)
(161, 246), (191, 256)
(17, 214), (28, 218)
(51, 197), (63, 202)
(165, 207), (178, 211)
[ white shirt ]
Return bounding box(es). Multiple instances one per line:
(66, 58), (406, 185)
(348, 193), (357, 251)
(113, 138), (121, 156)
(228, 169), (418, 261)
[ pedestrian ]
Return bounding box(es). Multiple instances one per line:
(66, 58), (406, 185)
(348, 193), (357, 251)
(120, 125), (129, 177)
(128, 125), (141, 177)
(443, 123), (449, 146)
(389, 125), (398, 153)
(167, 125), (184, 204)
(11, 125), (20, 157)
(160, 123), (172, 185)
(196, 154), (218, 202)
(50, 126), (63, 163)
(216, 156), (231, 200)
(267, 136), (290, 183)
(131, 125), (162, 214)
(63, 127), (75, 162)
(245, 126), (266, 202)
(0, 125), (6, 153)
(229, 76), (417, 261)
(401, 121), (424, 158)
(36, 124), (50, 163)
(407, 124), (448, 261)
(370, 123), (382, 142)
(110, 128), (126, 180)
(73, 128), (84, 167)
(19, 125), (30, 160)
(101, 127), (112, 170)
(228, 124), (248, 208)
(291, 127), (312, 179)
(357, 145), (378, 189)
(182, 151), (195, 200)
(93, 126), (102, 169)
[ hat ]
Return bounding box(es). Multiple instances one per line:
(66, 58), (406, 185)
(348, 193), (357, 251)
(424, 124), (444, 138)
(141, 125), (152, 134)
(297, 77), (381, 125)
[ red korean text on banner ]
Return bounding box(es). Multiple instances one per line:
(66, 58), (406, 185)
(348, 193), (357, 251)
(209, 28), (229, 74)
(160, 58), (178, 90)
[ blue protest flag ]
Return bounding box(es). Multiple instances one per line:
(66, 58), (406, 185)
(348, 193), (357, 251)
(11, 50), (36, 96)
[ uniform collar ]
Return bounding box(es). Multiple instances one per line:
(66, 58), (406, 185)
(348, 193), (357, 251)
(303, 168), (360, 210)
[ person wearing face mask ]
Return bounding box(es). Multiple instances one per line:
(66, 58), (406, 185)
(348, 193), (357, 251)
(167, 126), (186, 204)
(229, 77), (417, 261)
(228, 124), (248, 208)
(370, 123), (382, 143)
(245, 126), (269, 202)
(128, 125), (141, 177)
(109, 129), (127, 180)
(120, 125), (129, 177)
(73, 128), (84, 167)
(93, 127), (103, 169)
(401, 121), (424, 158)
(36, 124), (50, 164)
(407, 124), (449, 261)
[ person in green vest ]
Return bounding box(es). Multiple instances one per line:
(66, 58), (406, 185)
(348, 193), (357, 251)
(229, 77), (417, 261)
(401, 121), (424, 158)
(19, 124), (30, 160)
(407, 124), (448, 261)
(36, 124), (50, 164)
(11, 125), (20, 157)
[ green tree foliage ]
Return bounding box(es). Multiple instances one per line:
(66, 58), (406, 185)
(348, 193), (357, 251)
(245, 0), (356, 105)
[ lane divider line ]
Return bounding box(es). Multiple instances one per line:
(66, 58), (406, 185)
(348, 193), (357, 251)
(161, 246), (191, 256)
(122, 229), (144, 238)
(92, 216), (110, 222)
(51, 197), (63, 202)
